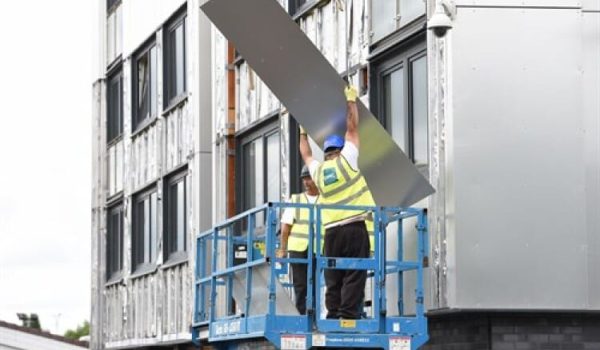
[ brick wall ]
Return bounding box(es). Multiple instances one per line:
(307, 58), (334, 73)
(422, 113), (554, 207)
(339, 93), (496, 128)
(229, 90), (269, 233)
(424, 312), (600, 350)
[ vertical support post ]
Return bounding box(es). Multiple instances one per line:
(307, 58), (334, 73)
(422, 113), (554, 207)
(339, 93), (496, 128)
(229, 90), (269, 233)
(197, 236), (205, 322)
(374, 207), (384, 331)
(245, 213), (255, 324)
(415, 210), (428, 327)
(306, 204), (315, 321)
(267, 205), (277, 317)
(210, 228), (219, 324)
(397, 216), (404, 316)
(315, 205), (323, 325)
(226, 225), (233, 315)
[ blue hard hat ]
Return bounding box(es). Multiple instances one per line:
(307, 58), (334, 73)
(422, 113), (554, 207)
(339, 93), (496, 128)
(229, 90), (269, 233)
(324, 134), (345, 153)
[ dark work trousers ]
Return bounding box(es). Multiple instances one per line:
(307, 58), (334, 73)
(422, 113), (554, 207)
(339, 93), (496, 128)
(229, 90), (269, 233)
(289, 249), (316, 315)
(324, 221), (370, 319)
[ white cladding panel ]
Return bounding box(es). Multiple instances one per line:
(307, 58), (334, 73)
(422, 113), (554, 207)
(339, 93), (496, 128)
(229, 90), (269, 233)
(449, 6), (591, 309)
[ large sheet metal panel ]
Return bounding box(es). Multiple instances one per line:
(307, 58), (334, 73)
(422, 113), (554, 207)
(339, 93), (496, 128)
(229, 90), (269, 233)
(449, 7), (590, 309)
(232, 264), (300, 316)
(201, 0), (434, 207)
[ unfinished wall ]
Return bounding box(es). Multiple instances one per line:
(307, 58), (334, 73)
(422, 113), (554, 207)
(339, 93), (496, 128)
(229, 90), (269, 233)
(92, 0), (213, 348)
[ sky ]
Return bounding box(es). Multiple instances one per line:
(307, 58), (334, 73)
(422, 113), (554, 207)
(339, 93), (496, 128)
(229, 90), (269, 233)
(0, 0), (92, 335)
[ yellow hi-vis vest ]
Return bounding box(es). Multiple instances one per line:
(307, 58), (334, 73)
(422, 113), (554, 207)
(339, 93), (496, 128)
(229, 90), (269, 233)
(315, 155), (376, 251)
(288, 193), (313, 252)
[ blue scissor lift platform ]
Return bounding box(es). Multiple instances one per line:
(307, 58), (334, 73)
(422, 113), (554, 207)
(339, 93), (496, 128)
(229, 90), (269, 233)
(192, 202), (429, 350)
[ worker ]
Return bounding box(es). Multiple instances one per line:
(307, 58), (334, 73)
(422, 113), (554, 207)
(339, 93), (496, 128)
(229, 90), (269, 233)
(277, 165), (320, 315)
(299, 85), (376, 320)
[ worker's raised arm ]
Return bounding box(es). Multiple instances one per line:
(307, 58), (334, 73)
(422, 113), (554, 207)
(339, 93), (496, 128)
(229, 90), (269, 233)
(299, 126), (314, 165)
(344, 86), (359, 148)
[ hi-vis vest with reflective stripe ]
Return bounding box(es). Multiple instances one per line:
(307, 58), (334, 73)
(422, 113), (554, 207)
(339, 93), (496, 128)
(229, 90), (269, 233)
(288, 193), (312, 252)
(315, 155), (376, 251)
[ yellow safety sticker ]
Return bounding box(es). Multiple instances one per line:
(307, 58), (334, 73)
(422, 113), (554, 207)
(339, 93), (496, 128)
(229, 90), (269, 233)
(340, 319), (356, 328)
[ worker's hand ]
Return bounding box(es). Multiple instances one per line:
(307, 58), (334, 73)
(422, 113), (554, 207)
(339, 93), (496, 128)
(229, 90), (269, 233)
(299, 125), (307, 136)
(344, 85), (358, 102)
(276, 248), (286, 258)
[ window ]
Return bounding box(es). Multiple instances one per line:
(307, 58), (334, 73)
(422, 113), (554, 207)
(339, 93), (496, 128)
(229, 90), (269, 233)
(164, 171), (187, 262)
(164, 12), (187, 108)
(288, 0), (309, 15)
(371, 38), (428, 170)
(107, 0), (119, 11)
(132, 41), (158, 131)
(370, 0), (426, 43)
(107, 69), (123, 143)
(132, 187), (158, 272)
(238, 122), (281, 214)
(106, 203), (123, 281)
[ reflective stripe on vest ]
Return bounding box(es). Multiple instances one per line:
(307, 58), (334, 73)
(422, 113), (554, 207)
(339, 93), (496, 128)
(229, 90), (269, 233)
(314, 155), (376, 227)
(288, 193), (311, 252)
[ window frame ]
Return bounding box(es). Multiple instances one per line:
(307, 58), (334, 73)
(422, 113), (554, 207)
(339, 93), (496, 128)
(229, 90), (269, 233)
(106, 65), (123, 144)
(235, 116), (281, 214)
(131, 184), (159, 275)
(163, 168), (188, 265)
(370, 34), (428, 171)
(106, 202), (124, 283)
(163, 9), (187, 110)
(131, 37), (159, 133)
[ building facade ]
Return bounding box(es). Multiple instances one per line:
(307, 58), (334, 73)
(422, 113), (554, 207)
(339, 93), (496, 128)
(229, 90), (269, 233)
(92, 0), (600, 349)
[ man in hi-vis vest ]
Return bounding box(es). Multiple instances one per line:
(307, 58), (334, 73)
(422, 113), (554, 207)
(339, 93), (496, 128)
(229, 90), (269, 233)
(299, 85), (376, 320)
(277, 165), (319, 315)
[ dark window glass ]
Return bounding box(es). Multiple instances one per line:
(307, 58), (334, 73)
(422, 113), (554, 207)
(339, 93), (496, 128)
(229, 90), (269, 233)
(266, 132), (281, 203)
(164, 15), (186, 107)
(384, 67), (407, 152)
(132, 188), (158, 271)
(107, 0), (119, 11)
(289, 0), (308, 15)
(132, 44), (158, 130)
(106, 204), (123, 280)
(164, 171), (187, 261)
(107, 69), (123, 143)
(242, 140), (259, 212)
(411, 55), (428, 167)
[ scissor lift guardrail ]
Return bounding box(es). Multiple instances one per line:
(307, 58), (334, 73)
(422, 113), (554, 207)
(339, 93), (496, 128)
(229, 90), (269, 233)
(192, 202), (429, 350)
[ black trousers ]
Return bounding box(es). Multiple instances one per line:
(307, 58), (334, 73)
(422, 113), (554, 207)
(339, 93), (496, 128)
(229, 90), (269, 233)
(289, 249), (316, 315)
(324, 221), (370, 319)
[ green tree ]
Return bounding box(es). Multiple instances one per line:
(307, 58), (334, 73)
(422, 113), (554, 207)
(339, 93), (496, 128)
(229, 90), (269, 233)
(64, 320), (89, 340)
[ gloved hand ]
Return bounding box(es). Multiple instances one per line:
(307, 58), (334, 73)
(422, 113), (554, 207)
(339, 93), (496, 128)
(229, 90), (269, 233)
(299, 125), (307, 135)
(345, 85), (358, 102)
(276, 248), (286, 258)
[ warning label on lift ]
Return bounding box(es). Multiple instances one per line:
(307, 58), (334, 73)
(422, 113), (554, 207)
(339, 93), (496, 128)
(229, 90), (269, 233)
(390, 336), (411, 350)
(281, 335), (306, 350)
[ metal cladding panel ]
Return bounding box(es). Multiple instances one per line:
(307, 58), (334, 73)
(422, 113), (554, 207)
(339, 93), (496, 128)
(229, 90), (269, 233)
(449, 7), (591, 309)
(201, 0), (434, 207)
(583, 12), (600, 308)
(583, 0), (600, 11)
